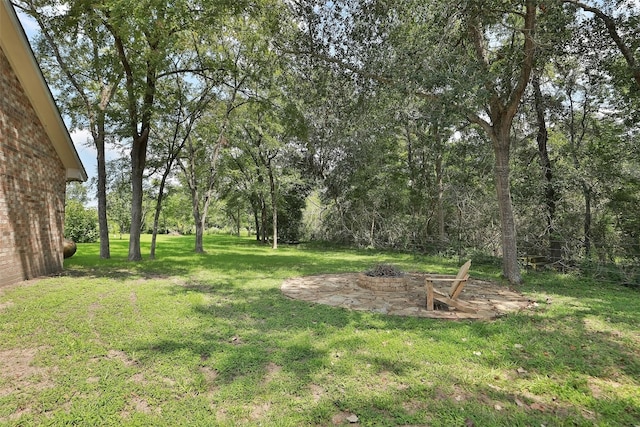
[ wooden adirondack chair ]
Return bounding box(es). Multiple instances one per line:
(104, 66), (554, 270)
(425, 260), (476, 313)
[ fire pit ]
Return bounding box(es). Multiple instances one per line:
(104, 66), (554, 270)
(357, 264), (408, 292)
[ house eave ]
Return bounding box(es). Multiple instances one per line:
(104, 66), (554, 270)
(1, 0), (88, 182)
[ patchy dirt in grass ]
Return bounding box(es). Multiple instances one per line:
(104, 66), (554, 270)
(309, 383), (324, 403)
(331, 410), (360, 425)
(0, 347), (56, 421)
(250, 402), (271, 420)
(106, 349), (139, 367)
(282, 273), (533, 320)
(0, 301), (14, 312)
(129, 372), (149, 385)
(120, 395), (161, 419)
(199, 366), (219, 394)
(264, 362), (282, 383)
(402, 397), (429, 415)
(0, 347), (55, 394)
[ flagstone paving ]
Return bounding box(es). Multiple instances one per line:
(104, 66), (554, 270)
(281, 273), (533, 320)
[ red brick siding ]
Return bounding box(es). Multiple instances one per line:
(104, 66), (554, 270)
(0, 46), (66, 287)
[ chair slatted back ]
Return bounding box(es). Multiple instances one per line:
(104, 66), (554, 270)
(448, 260), (472, 299)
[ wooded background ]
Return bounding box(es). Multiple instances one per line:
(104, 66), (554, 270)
(15, 0), (640, 284)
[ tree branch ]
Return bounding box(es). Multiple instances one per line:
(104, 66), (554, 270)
(281, 47), (395, 86)
(466, 112), (493, 136)
(156, 67), (227, 80)
(505, 0), (537, 122)
(562, 0), (640, 87)
(104, 16), (139, 138)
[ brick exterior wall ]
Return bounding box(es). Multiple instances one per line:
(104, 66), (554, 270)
(0, 46), (67, 287)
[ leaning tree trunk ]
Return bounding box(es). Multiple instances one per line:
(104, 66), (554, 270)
(149, 170), (170, 260)
(533, 74), (561, 263)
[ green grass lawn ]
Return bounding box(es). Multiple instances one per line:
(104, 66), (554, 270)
(0, 234), (638, 426)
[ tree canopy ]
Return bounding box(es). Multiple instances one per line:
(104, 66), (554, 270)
(22, 0), (640, 284)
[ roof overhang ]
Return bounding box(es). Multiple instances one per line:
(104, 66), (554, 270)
(1, 0), (87, 182)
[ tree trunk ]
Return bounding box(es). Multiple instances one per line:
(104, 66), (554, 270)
(128, 132), (149, 261)
(369, 216), (375, 247)
(23, 6), (118, 258)
(566, 76), (593, 259)
(236, 206), (241, 237)
(149, 172), (169, 260)
(179, 139), (205, 254)
(434, 134), (445, 243)
(95, 114), (110, 259)
(195, 215), (205, 253)
(492, 127), (522, 284)
(583, 184), (592, 257)
(268, 161), (278, 249)
(532, 74), (561, 263)
(464, 0), (536, 284)
(260, 198), (268, 243)
(198, 194), (215, 253)
(251, 197), (261, 241)
(466, 120), (522, 284)
(187, 180), (205, 253)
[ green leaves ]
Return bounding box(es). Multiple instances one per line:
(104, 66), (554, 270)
(65, 199), (99, 243)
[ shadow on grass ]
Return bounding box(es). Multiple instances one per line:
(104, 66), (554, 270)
(60, 235), (638, 425)
(129, 276), (639, 424)
(63, 234), (388, 283)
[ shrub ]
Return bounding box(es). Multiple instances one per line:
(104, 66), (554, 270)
(64, 200), (99, 243)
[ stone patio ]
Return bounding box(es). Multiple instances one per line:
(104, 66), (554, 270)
(281, 273), (533, 320)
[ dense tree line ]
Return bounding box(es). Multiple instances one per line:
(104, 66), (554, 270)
(18, 0), (639, 284)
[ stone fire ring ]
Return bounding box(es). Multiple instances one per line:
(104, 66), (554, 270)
(281, 273), (532, 320)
